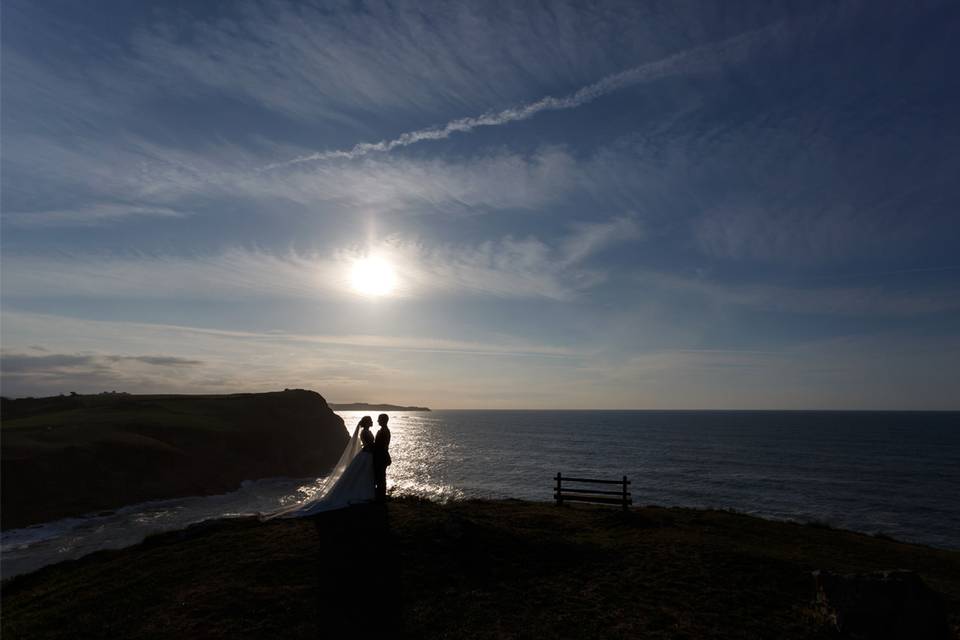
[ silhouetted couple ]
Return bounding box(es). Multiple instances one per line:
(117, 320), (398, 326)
(263, 412), (392, 518)
(360, 413), (391, 502)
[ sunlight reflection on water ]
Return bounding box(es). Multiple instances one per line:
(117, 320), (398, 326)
(357, 411), (468, 502)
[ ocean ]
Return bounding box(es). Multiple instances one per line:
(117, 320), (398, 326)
(3, 410), (958, 579)
(373, 410), (960, 548)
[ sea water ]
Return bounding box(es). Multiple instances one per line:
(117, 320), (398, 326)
(3, 410), (958, 579)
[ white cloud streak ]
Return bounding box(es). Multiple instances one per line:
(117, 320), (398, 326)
(119, 0), (801, 124)
(267, 18), (784, 168)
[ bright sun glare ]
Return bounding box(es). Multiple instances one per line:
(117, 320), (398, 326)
(350, 256), (397, 297)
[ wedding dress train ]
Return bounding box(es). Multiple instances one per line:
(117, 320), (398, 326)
(262, 425), (374, 519)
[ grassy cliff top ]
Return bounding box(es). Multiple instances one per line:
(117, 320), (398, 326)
(1, 389), (334, 428)
(3, 499), (958, 639)
(1, 390), (347, 528)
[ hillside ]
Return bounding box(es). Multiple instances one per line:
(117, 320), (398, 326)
(2, 499), (958, 638)
(1, 390), (348, 529)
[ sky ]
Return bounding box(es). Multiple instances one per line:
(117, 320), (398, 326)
(1, 0), (959, 409)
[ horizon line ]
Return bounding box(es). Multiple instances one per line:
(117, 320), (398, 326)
(5, 392), (957, 412)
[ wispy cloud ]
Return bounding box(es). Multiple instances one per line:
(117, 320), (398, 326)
(4, 314), (959, 409)
(6, 220), (955, 315)
(3, 203), (186, 227)
(572, 331), (960, 410)
(634, 270), (960, 317)
(560, 216), (643, 266)
(9, 0), (766, 136)
(2, 131), (584, 226)
(689, 204), (939, 266)
(3, 1), (958, 409)
(1, 217), (639, 302)
(253, 148), (580, 214)
(0, 350), (205, 397)
(0, 311), (580, 400)
(0, 351), (202, 373)
(267, 18), (786, 167)
(123, 0), (803, 125)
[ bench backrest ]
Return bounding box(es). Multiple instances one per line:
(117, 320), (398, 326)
(554, 473), (632, 510)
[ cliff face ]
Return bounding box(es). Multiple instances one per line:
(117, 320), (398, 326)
(1, 390), (348, 529)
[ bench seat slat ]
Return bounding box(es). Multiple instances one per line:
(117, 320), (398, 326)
(558, 495), (632, 506)
(561, 477), (630, 485)
(555, 487), (629, 496)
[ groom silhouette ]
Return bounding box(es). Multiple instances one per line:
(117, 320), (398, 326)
(373, 413), (391, 502)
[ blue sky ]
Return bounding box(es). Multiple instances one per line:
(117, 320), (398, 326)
(2, 0), (958, 408)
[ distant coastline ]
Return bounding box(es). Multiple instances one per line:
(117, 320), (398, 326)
(330, 402), (431, 412)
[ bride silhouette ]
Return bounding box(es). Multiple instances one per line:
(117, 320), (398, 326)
(262, 416), (376, 519)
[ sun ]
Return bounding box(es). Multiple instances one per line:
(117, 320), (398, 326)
(350, 256), (397, 297)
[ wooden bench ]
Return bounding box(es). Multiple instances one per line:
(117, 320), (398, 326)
(554, 473), (632, 510)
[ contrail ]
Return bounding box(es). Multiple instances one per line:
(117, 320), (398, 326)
(264, 19), (786, 170)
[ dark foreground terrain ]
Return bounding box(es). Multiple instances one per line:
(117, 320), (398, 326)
(1, 390), (347, 528)
(3, 499), (958, 639)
